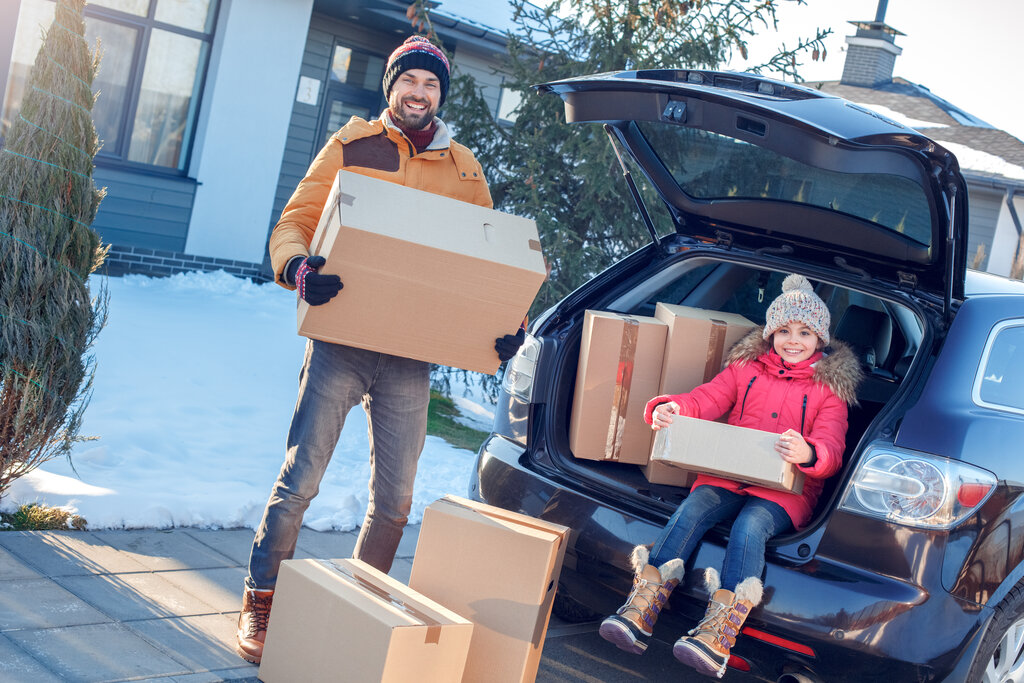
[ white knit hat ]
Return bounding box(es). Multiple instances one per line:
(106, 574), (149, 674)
(763, 274), (830, 345)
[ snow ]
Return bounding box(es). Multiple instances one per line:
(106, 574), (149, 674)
(1, 271), (497, 531)
(933, 140), (1024, 181)
(849, 101), (949, 131)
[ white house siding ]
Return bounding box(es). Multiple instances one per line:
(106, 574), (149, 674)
(988, 191), (1024, 277)
(185, 0), (314, 264)
(450, 44), (505, 120)
(965, 184), (1003, 272)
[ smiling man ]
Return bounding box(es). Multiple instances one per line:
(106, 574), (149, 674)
(236, 35), (522, 665)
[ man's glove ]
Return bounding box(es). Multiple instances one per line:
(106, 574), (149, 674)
(288, 255), (343, 306)
(495, 327), (526, 362)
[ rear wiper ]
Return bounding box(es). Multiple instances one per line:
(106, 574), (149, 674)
(604, 124), (665, 253)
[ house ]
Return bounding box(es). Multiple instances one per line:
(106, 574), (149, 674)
(0, 0), (514, 281)
(812, 9), (1024, 277)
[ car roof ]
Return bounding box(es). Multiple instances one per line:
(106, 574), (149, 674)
(539, 69), (970, 305)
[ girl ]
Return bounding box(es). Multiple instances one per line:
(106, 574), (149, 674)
(598, 274), (863, 678)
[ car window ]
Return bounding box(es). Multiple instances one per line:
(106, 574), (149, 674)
(974, 321), (1024, 414)
(634, 122), (934, 247)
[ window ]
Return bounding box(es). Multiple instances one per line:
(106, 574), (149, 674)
(974, 321), (1024, 415)
(2, 0), (217, 172)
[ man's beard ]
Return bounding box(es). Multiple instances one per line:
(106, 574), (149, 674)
(389, 96), (437, 130)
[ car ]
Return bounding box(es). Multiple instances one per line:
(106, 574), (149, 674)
(469, 68), (1024, 683)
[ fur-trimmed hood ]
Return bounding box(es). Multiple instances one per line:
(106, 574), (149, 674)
(725, 326), (864, 406)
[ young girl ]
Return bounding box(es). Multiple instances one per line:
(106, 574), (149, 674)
(599, 274), (863, 678)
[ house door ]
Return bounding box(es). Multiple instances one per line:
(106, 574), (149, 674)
(316, 42), (386, 146)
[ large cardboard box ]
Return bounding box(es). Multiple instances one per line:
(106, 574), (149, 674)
(655, 303), (755, 395)
(259, 558), (473, 683)
(409, 495), (570, 683)
(650, 416), (804, 494)
(298, 170), (546, 375)
(569, 311), (668, 465)
(641, 458), (697, 488)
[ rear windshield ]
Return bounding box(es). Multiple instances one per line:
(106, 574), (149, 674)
(636, 122), (934, 246)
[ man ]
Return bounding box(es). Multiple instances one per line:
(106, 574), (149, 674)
(236, 35), (526, 664)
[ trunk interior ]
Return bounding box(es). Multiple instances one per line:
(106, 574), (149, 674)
(545, 252), (926, 534)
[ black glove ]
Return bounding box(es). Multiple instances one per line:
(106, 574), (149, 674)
(289, 255), (343, 306)
(495, 327), (526, 362)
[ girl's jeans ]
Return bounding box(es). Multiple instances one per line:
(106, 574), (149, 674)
(649, 485), (792, 591)
(246, 340), (430, 589)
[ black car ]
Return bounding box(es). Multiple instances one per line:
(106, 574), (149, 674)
(470, 69), (1024, 682)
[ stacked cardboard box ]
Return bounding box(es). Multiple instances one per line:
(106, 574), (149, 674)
(410, 495), (570, 683)
(640, 304), (756, 485)
(298, 170), (547, 375)
(259, 558), (473, 683)
(569, 311), (668, 465)
(650, 416), (805, 493)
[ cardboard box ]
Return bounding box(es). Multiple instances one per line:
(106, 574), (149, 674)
(650, 416), (804, 493)
(298, 170), (546, 375)
(259, 558), (473, 683)
(569, 311), (668, 465)
(409, 495), (570, 683)
(655, 303), (755, 395)
(641, 458), (697, 488)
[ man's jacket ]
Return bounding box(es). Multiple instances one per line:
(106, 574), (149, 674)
(269, 113), (493, 287)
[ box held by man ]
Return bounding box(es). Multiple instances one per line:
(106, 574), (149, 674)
(298, 170), (546, 375)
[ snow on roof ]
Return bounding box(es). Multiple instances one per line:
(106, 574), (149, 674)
(932, 140), (1024, 181)
(850, 100), (949, 131)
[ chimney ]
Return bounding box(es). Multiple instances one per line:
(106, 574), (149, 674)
(840, 0), (905, 87)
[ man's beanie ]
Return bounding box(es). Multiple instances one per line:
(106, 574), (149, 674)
(763, 274), (831, 345)
(382, 35), (451, 105)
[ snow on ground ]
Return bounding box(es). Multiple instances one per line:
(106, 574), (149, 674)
(1, 271), (497, 530)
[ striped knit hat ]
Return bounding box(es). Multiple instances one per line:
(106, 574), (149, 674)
(382, 36), (451, 105)
(763, 274), (831, 345)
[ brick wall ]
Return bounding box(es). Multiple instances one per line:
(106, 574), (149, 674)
(841, 44), (897, 87)
(100, 245), (273, 282)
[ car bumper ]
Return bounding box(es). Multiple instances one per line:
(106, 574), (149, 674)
(471, 435), (993, 682)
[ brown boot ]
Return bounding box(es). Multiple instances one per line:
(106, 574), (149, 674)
(599, 545), (685, 655)
(673, 568), (763, 678)
(236, 587), (274, 664)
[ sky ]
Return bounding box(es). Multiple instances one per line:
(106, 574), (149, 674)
(1, 272), (494, 530)
(728, 0), (1024, 142)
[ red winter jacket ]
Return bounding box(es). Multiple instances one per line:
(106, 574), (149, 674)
(644, 328), (863, 529)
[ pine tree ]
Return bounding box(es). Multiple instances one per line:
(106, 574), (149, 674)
(0, 0), (108, 498)
(419, 0), (830, 316)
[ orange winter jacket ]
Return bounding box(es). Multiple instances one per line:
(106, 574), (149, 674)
(268, 112), (493, 288)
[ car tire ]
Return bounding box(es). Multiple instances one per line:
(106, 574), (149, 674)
(968, 582), (1024, 682)
(552, 591), (602, 623)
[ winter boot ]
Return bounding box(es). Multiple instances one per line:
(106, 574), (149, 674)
(599, 545), (685, 655)
(673, 568), (762, 678)
(235, 587), (274, 664)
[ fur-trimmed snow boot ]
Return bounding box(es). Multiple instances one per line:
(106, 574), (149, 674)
(673, 568), (763, 678)
(599, 545), (685, 655)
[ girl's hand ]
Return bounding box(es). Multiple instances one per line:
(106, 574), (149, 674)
(651, 401), (681, 431)
(776, 429), (813, 464)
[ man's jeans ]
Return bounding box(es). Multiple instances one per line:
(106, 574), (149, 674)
(247, 340), (430, 589)
(649, 485), (792, 591)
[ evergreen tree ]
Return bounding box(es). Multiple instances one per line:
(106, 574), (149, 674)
(421, 0), (829, 315)
(0, 0), (108, 498)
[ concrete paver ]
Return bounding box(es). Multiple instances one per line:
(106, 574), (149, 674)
(0, 632), (63, 682)
(0, 531), (150, 577)
(126, 613), (242, 672)
(6, 622), (191, 682)
(0, 578), (112, 630)
(54, 572), (220, 621)
(156, 567), (249, 614)
(92, 529), (238, 571)
(0, 546), (42, 580)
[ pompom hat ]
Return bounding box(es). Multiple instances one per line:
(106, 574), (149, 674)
(763, 274), (831, 345)
(382, 36), (451, 105)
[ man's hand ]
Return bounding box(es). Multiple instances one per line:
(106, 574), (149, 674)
(291, 255), (343, 306)
(495, 327), (526, 362)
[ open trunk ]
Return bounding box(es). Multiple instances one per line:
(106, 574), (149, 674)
(544, 249), (928, 536)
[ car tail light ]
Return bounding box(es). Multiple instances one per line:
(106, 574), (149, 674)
(838, 444), (996, 529)
(500, 333), (540, 401)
